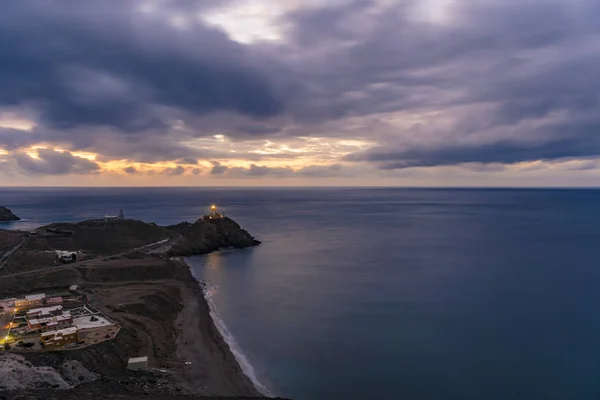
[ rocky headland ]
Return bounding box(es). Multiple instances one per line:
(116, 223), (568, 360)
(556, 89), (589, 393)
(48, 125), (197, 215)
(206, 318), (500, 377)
(0, 215), (281, 400)
(0, 206), (19, 222)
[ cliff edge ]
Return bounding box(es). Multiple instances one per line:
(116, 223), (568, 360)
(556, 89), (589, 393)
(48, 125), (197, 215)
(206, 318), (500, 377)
(0, 206), (20, 222)
(167, 217), (260, 256)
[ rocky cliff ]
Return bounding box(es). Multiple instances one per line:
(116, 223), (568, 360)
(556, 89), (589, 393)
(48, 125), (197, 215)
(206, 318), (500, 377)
(0, 206), (20, 222)
(167, 217), (260, 256)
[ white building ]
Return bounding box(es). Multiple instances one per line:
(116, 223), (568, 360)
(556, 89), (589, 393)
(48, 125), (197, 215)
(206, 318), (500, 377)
(28, 313), (73, 331)
(15, 293), (46, 308)
(27, 305), (63, 318)
(73, 315), (114, 330)
(73, 315), (118, 342)
(127, 356), (148, 371)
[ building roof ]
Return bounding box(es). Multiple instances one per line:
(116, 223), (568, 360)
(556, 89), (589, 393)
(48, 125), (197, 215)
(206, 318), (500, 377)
(128, 356), (148, 364)
(43, 326), (78, 338)
(46, 297), (63, 302)
(55, 327), (78, 336)
(27, 305), (63, 316)
(73, 315), (115, 330)
(29, 313), (72, 326)
(25, 294), (45, 301)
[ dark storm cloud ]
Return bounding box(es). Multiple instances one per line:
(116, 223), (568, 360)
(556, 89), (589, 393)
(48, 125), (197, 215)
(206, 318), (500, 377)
(346, 120), (600, 168)
(244, 164), (293, 177)
(210, 161), (228, 175)
(161, 165), (186, 176)
(2, 0), (600, 171)
(178, 157), (198, 165)
(282, 0), (600, 121)
(0, 128), (38, 151)
(10, 149), (100, 175)
(0, 0), (283, 134)
(210, 164), (294, 178)
(296, 163), (344, 177)
(283, 0), (600, 167)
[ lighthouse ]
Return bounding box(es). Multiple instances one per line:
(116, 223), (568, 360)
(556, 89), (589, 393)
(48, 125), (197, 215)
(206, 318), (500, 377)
(204, 204), (223, 220)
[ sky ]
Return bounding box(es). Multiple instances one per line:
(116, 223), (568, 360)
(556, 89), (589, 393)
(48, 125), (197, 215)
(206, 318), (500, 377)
(1, 0), (600, 186)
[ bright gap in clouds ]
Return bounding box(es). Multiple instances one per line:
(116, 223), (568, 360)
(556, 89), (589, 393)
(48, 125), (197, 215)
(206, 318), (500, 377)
(201, 1), (285, 44)
(200, 0), (458, 44)
(411, 0), (457, 24)
(0, 115), (35, 131)
(201, 0), (355, 44)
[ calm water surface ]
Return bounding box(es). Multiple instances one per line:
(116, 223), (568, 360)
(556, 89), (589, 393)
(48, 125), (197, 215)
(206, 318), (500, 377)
(2, 188), (600, 400)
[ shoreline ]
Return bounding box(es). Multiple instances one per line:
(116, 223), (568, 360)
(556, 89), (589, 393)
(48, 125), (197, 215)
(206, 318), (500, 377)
(185, 257), (274, 397)
(172, 256), (263, 397)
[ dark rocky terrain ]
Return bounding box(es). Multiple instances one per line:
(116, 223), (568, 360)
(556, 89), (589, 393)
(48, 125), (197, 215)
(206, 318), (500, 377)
(0, 380), (289, 399)
(167, 217), (260, 256)
(0, 206), (19, 222)
(1, 217), (259, 274)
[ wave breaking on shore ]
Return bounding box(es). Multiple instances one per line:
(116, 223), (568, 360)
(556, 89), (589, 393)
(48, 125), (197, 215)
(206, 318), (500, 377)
(187, 260), (274, 397)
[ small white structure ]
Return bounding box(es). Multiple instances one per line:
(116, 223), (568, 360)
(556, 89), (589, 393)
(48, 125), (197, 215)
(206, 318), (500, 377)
(69, 285), (80, 292)
(55, 250), (77, 258)
(56, 250), (77, 263)
(127, 356), (149, 371)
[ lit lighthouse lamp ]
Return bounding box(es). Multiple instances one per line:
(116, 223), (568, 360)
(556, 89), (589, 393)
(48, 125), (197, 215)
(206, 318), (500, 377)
(205, 204), (223, 220)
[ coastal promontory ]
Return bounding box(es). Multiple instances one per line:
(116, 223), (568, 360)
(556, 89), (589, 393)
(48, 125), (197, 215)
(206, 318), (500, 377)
(0, 213), (280, 400)
(0, 206), (20, 222)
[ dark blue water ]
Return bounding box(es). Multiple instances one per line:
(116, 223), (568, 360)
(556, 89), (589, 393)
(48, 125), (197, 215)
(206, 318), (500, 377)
(2, 188), (600, 400)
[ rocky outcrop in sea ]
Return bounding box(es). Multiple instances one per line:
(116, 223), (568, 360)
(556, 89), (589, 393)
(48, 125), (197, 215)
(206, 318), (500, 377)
(167, 217), (261, 256)
(0, 206), (20, 222)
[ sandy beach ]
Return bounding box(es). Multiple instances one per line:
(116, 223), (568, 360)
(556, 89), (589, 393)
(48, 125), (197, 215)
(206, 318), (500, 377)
(173, 258), (261, 396)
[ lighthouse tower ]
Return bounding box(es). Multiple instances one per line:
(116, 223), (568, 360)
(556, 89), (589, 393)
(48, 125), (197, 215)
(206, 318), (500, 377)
(204, 204), (224, 220)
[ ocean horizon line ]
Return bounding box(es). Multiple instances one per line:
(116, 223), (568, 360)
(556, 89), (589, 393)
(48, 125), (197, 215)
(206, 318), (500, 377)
(2, 185), (600, 190)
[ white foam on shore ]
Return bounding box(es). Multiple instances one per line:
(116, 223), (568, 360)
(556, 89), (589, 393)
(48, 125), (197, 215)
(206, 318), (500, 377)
(187, 261), (273, 397)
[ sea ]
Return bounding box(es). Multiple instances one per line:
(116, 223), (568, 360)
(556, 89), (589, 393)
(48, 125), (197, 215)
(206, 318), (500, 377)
(2, 187), (600, 400)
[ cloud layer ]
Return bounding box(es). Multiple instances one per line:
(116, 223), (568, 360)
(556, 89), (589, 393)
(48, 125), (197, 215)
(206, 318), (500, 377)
(1, 0), (600, 184)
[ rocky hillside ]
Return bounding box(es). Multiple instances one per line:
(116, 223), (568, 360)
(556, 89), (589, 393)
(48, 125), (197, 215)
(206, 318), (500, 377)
(17, 217), (259, 258)
(0, 206), (19, 222)
(167, 217), (260, 256)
